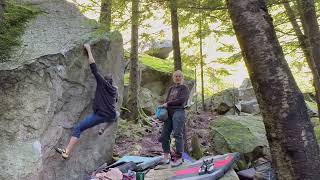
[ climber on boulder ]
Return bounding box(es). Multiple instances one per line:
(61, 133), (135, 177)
(55, 43), (119, 159)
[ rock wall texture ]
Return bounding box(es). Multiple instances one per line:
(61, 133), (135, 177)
(0, 0), (124, 179)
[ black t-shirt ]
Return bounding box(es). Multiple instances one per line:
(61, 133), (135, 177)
(90, 63), (117, 118)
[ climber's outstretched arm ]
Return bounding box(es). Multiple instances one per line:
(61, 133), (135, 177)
(84, 43), (95, 64)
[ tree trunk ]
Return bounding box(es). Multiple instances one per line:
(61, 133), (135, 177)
(170, 0), (182, 71)
(296, 0), (320, 118)
(199, 16), (205, 111)
(0, 0), (5, 23)
(99, 0), (112, 31)
(227, 0), (320, 179)
(128, 0), (139, 122)
(195, 67), (198, 112)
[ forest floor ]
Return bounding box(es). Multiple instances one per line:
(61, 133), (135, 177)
(113, 110), (218, 160)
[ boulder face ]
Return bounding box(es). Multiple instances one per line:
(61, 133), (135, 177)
(141, 67), (172, 98)
(237, 78), (260, 114)
(122, 67), (195, 117)
(139, 87), (159, 115)
(145, 40), (173, 59)
(238, 78), (316, 115)
(210, 115), (269, 169)
(238, 78), (255, 102)
(210, 115), (268, 154)
(0, 1), (124, 180)
(140, 66), (195, 104)
(209, 88), (239, 114)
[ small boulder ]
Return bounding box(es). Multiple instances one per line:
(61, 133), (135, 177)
(145, 40), (173, 59)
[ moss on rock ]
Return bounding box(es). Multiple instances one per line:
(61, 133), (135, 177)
(124, 53), (194, 86)
(0, 2), (38, 62)
(210, 115), (268, 154)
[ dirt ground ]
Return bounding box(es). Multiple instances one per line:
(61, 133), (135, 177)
(113, 110), (218, 160)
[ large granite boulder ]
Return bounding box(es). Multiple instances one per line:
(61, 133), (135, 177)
(210, 115), (268, 154)
(240, 99), (260, 114)
(122, 66), (195, 117)
(210, 115), (268, 170)
(237, 78), (261, 114)
(207, 79), (257, 115)
(238, 79), (316, 116)
(139, 87), (159, 115)
(0, 0), (124, 180)
(209, 88), (239, 115)
(140, 66), (172, 97)
(140, 66), (195, 105)
(145, 40), (173, 59)
(238, 78), (256, 102)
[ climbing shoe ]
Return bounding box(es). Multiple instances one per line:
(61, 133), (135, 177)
(171, 157), (183, 167)
(198, 160), (208, 175)
(159, 155), (170, 165)
(55, 147), (69, 159)
(206, 159), (216, 174)
(206, 164), (216, 174)
(98, 128), (105, 135)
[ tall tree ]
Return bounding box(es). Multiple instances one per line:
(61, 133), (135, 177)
(194, 67), (198, 111)
(128, 0), (140, 122)
(297, 0), (320, 115)
(283, 1), (320, 119)
(227, 0), (320, 179)
(99, 0), (112, 31)
(198, 1), (205, 111)
(170, 0), (182, 71)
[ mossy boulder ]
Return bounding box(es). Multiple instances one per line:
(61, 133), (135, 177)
(0, 2), (39, 62)
(124, 54), (195, 113)
(210, 115), (268, 154)
(210, 115), (268, 170)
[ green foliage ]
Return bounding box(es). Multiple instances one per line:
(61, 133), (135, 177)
(289, 58), (315, 93)
(270, 2), (303, 62)
(124, 73), (130, 86)
(181, 54), (199, 68)
(306, 100), (318, 113)
(0, 3), (39, 62)
(76, 0), (316, 96)
(217, 43), (236, 52)
(205, 66), (232, 93)
(216, 52), (242, 65)
(311, 118), (320, 143)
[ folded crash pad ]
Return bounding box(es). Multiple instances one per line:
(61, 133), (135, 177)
(168, 152), (240, 180)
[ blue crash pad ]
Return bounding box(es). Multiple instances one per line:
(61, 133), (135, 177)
(113, 155), (163, 171)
